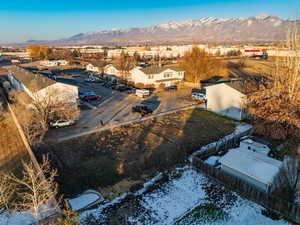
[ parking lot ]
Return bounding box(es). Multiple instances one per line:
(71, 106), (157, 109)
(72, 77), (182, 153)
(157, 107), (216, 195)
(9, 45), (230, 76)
(47, 71), (201, 141)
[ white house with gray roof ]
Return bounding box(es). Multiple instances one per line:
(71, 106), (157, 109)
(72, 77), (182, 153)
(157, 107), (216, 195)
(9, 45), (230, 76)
(205, 78), (248, 120)
(130, 65), (185, 87)
(7, 66), (78, 105)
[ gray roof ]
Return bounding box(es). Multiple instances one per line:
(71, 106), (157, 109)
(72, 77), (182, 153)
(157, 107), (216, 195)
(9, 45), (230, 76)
(140, 65), (184, 75)
(225, 79), (247, 94)
(9, 65), (56, 92)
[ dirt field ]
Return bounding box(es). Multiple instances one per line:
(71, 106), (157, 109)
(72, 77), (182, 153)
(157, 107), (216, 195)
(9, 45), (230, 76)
(226, 58), (274, 78)
(0, 111), (28, 171)
(35, 108), (235, 199)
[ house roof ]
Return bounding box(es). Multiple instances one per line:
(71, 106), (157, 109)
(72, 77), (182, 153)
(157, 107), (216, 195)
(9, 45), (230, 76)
(8, 65), (56, 92)
(225, 79), (247, 94)
(204, 77), (253, 95)
(89, 61), (107, 68)
(140, 65), (184, 75)
(220, 148), (282, 186)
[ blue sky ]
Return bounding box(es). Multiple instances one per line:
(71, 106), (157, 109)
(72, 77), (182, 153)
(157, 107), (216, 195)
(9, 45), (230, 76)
(0, 0), (299, 43)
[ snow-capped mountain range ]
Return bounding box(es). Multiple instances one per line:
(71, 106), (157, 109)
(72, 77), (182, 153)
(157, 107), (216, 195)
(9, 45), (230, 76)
(20, 15), (298, 46)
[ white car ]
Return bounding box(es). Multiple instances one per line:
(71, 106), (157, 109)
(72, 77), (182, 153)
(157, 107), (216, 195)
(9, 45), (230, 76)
(50, 120), (75, 128)
(192, 92), (206, 101)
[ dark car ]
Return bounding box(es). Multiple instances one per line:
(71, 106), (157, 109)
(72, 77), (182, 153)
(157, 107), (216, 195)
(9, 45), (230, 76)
(132, 104), (153, 116)
(103, 82), (114, 88)
(116, 85), (133, 92)
(81, 94), (101, 101)
(191, 88), (206, 95)
(165, 86), (177, 91)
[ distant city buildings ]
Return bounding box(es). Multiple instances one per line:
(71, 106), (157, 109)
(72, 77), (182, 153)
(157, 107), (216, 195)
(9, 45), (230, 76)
(40, 60), (68, 67)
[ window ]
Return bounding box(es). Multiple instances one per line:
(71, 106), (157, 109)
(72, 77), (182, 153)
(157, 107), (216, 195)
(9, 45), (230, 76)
(149, 74), (154, 79)
(164, 72), (172, 78)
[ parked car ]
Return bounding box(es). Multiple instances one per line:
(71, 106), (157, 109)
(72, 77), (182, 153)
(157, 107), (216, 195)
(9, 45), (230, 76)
(165, 86), (177, 91)
(81, 94), (101, 101)
(84, 78), (96, 82)
(79, 91), (95, 98)
(132, 104), (153, 116)
(191, 88), (204, 94)
(192, 92), (206, 101)
(115, 85), (133, 92)
(103, 82), (116, 88)
(50, 120), (75, 128)
(94, 79), (105, 84)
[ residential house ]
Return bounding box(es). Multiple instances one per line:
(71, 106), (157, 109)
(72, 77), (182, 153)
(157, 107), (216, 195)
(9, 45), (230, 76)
(219, 147), (282, 193)
(86, 62), (107, 74)
(86, 63), (101, 73)
(104, 64), (122, 77)
(103, 64), (133, 82)
(7, 66), (78, 105)
(130, 65), (185, 87)
(205, 78), (247, 120)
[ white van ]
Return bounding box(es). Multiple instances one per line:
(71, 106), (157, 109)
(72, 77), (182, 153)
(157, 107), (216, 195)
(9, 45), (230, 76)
(136, 89), (150, 98)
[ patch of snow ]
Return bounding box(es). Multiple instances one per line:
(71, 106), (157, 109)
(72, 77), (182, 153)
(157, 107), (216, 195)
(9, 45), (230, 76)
(204, 156), (221, 167)
(254, 14), (270, 20)
(127, 168), (290, 225)
(188, 123), (252, 162)
(128, 168), (206, 225)
(0, 211), (35, 225)
(178, 196), (290, 225)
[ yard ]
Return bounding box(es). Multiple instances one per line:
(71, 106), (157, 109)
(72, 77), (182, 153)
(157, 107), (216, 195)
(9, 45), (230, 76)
(35, 108), (235, 198)
(79, 167), (290, 225)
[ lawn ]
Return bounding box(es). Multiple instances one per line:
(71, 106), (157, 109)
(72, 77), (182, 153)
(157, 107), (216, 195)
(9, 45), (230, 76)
(35, 108), (235, 198)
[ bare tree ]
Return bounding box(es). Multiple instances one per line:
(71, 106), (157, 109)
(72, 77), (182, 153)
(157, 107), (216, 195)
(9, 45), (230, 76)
(271, 156), (300, 204)
(179, 45), (227, 84)
(245, 23), (300, 139)
(113, 51), (135, 80)
(8, 156), (59, 223)
(14, 89), (79, 146)
(0, 172), (15, 225)
(0, 173), (14, 211)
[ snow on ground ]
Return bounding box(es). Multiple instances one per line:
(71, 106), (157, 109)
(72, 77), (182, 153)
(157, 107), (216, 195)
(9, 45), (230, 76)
(188, 123), (252, 162)
(127, 167), (290, 225)
(178, 197), (290, 225)
(0, 211), (35, 225)
(128, 169), (207, 225)
(80, 166), (290, 225)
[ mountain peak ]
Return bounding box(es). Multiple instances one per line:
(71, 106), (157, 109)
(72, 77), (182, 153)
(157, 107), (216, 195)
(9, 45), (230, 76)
(253, 14), (271, 20)
(18, 15), (293, 46)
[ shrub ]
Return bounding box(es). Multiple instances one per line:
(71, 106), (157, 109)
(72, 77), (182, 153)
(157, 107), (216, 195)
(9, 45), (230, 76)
(158, 83), (166, 89)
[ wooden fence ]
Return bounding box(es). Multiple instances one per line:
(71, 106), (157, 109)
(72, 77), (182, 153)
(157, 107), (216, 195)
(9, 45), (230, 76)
(192, 156), (300, 224)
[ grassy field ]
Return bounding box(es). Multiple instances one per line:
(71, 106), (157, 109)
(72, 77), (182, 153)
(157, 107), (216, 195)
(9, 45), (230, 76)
(36, 108), (235, 198)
